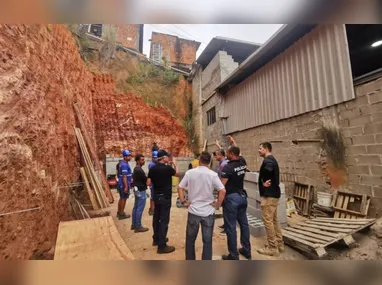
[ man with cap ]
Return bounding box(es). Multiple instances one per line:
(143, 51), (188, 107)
(117, 149), (132, 220)
(147, 150), (158, 216)
(152, 142), (159, 152)
(147, 149), (179, 254)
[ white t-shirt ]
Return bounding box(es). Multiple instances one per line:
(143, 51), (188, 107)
(179, 166), (225, 217)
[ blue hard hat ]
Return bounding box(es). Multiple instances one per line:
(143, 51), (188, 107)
(122, 149), (131, 156)
(152, 151), (158, 158)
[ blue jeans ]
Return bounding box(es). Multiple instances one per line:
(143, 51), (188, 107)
(223, 192), (251, 259)
(132, 190), (147, 227)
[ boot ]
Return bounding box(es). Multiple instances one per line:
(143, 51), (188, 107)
(148, 208), (154, 216)
(239, 248), (252, 260)
(222, 254), (239, 260)
(152, 238), (169, 246)
(257, 246), (280, 257)
(157, 245), (175, 254)
(278, 242), (285, 253)
(134, 226), (149, 233)
(131, 225), (135, 230)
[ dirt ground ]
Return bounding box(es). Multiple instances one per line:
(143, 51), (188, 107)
(110, 190), (306, 260)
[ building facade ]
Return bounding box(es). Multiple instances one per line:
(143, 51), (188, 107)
(194, 24), (382, 217)
(150, 32), (201, 72)
(86, 24), (144, 53)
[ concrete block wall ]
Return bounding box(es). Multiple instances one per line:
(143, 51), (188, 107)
(228, 76), (382, 217)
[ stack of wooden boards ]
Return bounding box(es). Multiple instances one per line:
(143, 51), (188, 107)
(75, 127), (109, 210)
(282, 217), (376, 259)
(54, 216), (135, 260)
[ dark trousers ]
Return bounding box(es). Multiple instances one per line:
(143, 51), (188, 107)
(185, 212), (215, 260)
(223, 193), (251, 259)
(152, 201), (171, 248)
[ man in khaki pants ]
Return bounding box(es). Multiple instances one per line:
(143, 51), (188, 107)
(257, 142), (284, 257)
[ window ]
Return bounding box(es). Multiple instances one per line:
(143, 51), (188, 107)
(346, 25), (382, 84)
(207, 107), (216, 126)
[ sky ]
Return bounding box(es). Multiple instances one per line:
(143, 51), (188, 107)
(142, 24), (283, 58)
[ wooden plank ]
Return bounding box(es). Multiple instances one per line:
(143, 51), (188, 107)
(80, 167), (99, 210)
(74, 103), (114, 203)
(54, 216), (135, 260)
(282, 230), (326, 245)
(291, 225), (341, 238)
(314, 218), (373, 224)
(341, 235), (356, 248)
(75, 128), (108, 208)
(315, 217), (374, 222)
(282, 231), (320, 248)
(284, 227), (333, 242)
(303, 185), (311, 216)
(343, 196), (350, 209)
(305, 221), (360, 229)
(360, 194), (368, 215)
(298, 223), (353, 233)
(333, 207), (365, 216)
(334, 194), (344, 218)
(331, 191), (338, 208)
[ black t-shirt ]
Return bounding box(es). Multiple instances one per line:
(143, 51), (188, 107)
(133, 166), (147, 191)
(258, 155), (280, 198)
(221, 159), (247, 195)
(148, 163), (176, 199)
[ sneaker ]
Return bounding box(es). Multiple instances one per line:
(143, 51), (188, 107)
(218, 225), (225, 230)
(257, 246), (280, 257)
(152, 238), (169, 246)
(157, 245), (175, 254)
(219, 229), (226, 236)
(239, 248), (252, 260)
(134, 226), (149, 233)
(116, 212), (126, 218)
(278, 242), (285, 253)
(131, 225), (136, 230)
(222, 254), (239, 260)
(148, 209), (154, 216)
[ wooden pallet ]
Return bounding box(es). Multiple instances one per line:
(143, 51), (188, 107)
(332, 191), (370, 219)
(293, 183), (313, 216)
(282, 217), (376, 258)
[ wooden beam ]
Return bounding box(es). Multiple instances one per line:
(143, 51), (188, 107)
(73, 103), (114, 203)
(80, 167), (99, 210)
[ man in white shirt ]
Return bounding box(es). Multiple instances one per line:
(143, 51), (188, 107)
(178, 151), (226, 260)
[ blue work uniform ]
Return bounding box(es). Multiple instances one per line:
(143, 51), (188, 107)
(117, 160), (132, 199)
(148, 160), (157, 200)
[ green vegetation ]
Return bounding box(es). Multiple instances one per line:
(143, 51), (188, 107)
(183, 97), (199, 155)
(125, 64), (180, 87)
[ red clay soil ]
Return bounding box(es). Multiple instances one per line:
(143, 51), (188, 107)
(92, 74), (191, 158)
(0, 24), (191, 259)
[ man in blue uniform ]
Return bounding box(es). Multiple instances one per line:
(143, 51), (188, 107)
(148, 151), (158, 216)
(117, 149), (132, 220)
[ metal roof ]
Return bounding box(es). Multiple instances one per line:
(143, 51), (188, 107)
(196, 36), (261, 69)
(216, 24), (316, 94)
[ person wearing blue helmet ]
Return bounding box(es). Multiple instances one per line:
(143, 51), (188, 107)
(117, 149), (132, 220)
(147, 150), (158, 216)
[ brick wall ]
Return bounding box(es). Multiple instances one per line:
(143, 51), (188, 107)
(225, 76), (382, 217)
(150, 32), (199, 66)
(112, 24), (140, 51)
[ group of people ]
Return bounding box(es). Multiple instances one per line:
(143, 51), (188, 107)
(115, 138), (284, 259)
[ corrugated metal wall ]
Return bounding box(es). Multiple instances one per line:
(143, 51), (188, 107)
(222, 25), (355, 133)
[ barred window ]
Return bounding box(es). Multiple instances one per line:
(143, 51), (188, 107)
(207, 107), (216, 126)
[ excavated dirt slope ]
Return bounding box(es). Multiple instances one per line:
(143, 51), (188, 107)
(0, 24), (191, 259)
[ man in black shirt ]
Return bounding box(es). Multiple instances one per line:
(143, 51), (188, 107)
(131, 154), (149, 233)
(220, 146), (251, 260)
(147, 149), (179, 254)
(257, 142), (283, 257)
